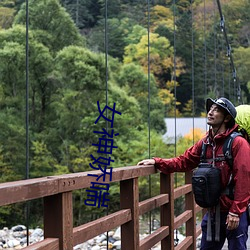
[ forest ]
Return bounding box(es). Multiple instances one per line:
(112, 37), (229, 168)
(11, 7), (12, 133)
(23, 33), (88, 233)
(0, 0), (249, 227)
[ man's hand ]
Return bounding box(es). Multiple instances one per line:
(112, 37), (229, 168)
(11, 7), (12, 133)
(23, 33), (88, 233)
(137, 159), (155, 166)
(226, 213), (240, 230)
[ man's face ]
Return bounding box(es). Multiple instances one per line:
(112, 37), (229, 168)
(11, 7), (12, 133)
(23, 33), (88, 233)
(207, 104), (226, 127)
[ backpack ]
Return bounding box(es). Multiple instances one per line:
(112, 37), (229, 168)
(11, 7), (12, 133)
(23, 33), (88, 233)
(192, 131), (241, 208)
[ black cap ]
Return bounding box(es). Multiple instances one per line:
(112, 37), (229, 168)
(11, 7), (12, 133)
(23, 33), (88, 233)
(206, 97), (237, 119)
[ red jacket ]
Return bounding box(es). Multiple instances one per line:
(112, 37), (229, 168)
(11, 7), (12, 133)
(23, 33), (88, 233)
(154, 124), (250, 216)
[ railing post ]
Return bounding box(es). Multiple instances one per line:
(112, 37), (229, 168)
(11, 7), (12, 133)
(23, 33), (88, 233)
(185, 171), (196, 250)
(44, 192), (73, 250)
(160, 173), (174, 250)
(120, 178), (139, 250)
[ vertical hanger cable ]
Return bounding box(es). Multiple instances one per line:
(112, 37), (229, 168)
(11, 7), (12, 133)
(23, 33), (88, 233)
(147, 0), (152, 234)
(104, 0), (109, 247)
(25, 0), (30, 245)
(191, 0), (195, 144)
(213, 0), (217, 94)
(172, 0), (179, 245)
(204, 0), (207, 98)
(216, 0), (242, 104)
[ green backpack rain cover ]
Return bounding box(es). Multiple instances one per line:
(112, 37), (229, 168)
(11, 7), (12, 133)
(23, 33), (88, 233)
(235, 105), (250, 140)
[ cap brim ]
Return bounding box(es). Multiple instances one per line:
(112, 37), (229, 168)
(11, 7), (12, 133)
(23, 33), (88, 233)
(206, 98), (215, 113)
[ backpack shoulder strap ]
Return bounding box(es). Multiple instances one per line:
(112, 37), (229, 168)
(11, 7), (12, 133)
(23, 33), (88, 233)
(223, 132), (242, 169)
(200, 141), (208, 163)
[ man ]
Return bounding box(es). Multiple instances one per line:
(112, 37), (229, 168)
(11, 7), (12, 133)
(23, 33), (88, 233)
(138, 97), (250, 250)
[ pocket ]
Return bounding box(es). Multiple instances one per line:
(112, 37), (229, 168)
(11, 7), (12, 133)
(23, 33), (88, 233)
(192, 175), (209, 207)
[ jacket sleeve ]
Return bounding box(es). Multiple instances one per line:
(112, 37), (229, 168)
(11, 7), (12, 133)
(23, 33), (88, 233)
(229, 136), (250, 215)
(153, 140), (203, 174)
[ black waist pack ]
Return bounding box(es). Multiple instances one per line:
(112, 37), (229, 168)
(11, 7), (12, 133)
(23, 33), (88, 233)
(192, 163), (221, 208)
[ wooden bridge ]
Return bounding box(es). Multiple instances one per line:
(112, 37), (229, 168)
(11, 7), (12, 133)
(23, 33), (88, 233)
(0, 165), (204, 250)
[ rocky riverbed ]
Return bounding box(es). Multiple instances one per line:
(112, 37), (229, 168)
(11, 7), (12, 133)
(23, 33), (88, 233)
(0, 225), (188, 249)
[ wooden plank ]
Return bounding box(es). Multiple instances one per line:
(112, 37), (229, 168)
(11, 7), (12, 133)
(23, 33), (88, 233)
(0, 177), (59, 206)
(0, 165), (157, 206)
(196, 226), (202, 237)
(44, 192), (73, 250)
(139, 194), (169, 216)
(73, 209), (131, 245)
(140, 226), (169, 250)
(111, 165), (157, 182)
(195, 204), (203, 213)
(174, 210), (192, 229)
(57, 165), (157, 192)
(0, 165), (204, 250)
(185, 171), (196, 250)
(161, 173), (174, 250)
(174, 184), (192, 199)
(22, 238), (59, 250)
(120, 178), (140, 250)
(175, 236), (193, 250)
(195, 206), (203, 242)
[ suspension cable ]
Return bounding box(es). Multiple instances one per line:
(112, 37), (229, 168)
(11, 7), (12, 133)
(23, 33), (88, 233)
(191, 0), (195, 144)
(172, 0), (179, 245)
(173, 1), (177, 158)
(104, 0), (109, 248)
(25, 0), (30, 246)
(216, 0), (242, 104)
(213, 0), (217, 94)
(25, 0), (29, 181)
(147, 0), (152, 234)
(203, 0), (207, 97)
(218, 31), (225, 96)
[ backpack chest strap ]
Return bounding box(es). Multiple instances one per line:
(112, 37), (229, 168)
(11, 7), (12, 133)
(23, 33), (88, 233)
(202, 157), (226, 163)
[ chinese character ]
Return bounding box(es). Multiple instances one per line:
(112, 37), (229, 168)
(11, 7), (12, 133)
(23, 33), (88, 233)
(92, 137), (117, 154)
(88, 165), (113, 182)
(89, 154), (114, 168)
(84, 182), (110, 208)
(95, 101), (121, 128)
(93, 128), (119, 138)
(85, 101), (121, 208)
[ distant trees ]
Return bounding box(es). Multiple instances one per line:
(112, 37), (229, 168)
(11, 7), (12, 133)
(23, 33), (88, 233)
(0, 0), (170, 226)
(14, 0), (85, 52)
(0, 2), (15, 29)
(0, 0), (249, 227)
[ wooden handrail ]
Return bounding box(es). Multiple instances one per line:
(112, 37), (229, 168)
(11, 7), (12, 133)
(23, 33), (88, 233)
(0, 165), (156, 206)
(0, 165), (203, 249)
(73, 209), (131, 244)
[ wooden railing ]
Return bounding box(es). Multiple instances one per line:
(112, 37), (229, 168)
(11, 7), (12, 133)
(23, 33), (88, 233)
(0, 165), (203, 250)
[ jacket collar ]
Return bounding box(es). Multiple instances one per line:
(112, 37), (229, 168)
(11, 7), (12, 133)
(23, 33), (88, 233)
(207, 124), (239, 143)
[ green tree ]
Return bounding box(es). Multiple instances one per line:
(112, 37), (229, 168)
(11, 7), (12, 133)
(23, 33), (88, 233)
(61, 0), (101, 28)
(14, 0), (84, 52)
(124, 32), (185, 88)
(0, 112), (26, 181)
(49, 46), (143, 171)
(0, 37), (28, 180)
(149, 5), (174, 33)
(30, 141), (57, 177)
(0, 6), (15, 29)
(86, 17), (139, 60)
(116, 63), (165, 132)
(234, 46), (250, 102)
(0, 24), (56, 135)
